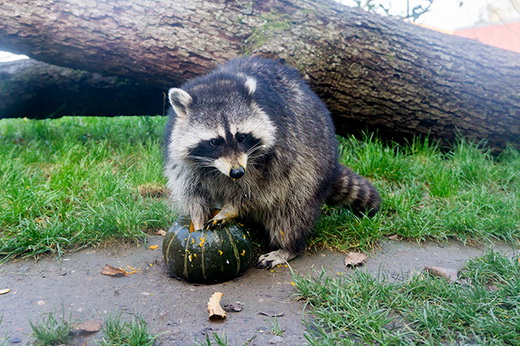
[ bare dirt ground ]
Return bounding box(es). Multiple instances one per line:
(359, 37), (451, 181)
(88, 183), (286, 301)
(1, 237), (516, 345)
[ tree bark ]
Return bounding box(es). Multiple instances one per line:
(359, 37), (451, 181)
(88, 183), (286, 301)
(0, 59), (164, 118)
(0, 0), (518, 149)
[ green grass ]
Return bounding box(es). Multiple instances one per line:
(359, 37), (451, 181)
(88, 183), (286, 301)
(294, 249), (520, 345)
(311, 134), (519, 251)
(29, 312), (159, 345)
(30, 312), (73, 346)
(1, 116), (519, 344)
(0, 116), (518, 260)
(99, 315), (160, 346)
(195, 332), (229, 346)
(0, 116), (174, 259)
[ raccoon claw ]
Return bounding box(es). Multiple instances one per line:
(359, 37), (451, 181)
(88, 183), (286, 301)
(205, 207), (238, 229)
(254, 250), (297, 269)
(204, 217), (227, 229)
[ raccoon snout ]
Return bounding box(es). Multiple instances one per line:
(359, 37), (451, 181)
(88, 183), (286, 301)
(229, 166), (245, 179)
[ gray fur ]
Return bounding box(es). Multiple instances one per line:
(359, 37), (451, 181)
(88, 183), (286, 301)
(164, 57), (381, 269)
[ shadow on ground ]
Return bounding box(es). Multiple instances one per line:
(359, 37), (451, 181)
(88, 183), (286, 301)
(1, 238), (516, 345)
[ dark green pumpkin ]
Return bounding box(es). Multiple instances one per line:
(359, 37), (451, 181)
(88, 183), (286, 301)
(162, 216), (255, 284)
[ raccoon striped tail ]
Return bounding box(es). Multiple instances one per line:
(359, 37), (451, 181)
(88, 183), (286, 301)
(326, 165), (381, 217)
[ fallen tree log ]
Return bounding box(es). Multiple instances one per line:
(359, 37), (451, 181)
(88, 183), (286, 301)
(0, 59), (164, 119)
(0, 0), (518, 149)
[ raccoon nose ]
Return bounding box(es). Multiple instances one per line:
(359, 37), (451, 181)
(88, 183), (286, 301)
(229, 166), (245, 179)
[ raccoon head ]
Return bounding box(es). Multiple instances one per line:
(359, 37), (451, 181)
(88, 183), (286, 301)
(167, 76), (276, 180)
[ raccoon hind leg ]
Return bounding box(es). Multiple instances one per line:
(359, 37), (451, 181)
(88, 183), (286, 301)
(326, 165), (381, 217)
(254, 200), (320, 269)
(255, 249), (297, 269)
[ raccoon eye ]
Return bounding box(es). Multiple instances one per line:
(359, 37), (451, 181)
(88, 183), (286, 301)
(236, 133), (247, 143)
(209, 138), (224, 147)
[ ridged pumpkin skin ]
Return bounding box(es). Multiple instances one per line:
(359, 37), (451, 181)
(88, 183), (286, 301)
(162, 217), (255, 284)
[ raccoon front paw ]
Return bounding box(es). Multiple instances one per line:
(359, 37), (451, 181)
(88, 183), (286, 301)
(254, 250), (298, 269)
(205, 205), (238, 228)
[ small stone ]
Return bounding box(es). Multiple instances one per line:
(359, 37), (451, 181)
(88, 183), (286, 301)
(72, 319), (103, 335)
(268, 335), (283, 344)
(8, 336), (22, 343)
(423, 266), (458, 283)
(223, 301), (243, 312)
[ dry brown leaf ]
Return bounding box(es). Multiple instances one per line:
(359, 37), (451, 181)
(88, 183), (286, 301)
(156, 229), (167, 236)
(101, 264), (128, 277)
(423, 266), (458, 282)
(207, 292), (226, 320)
(72, 319), (103, 335)
(344, 252), (368, 267)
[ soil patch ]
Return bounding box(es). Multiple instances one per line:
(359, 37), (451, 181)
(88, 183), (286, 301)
(1, 238), (516, 345)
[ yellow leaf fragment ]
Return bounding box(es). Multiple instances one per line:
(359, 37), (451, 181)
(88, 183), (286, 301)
(149, 245), (159, 250)
(207, 292), (226, 320)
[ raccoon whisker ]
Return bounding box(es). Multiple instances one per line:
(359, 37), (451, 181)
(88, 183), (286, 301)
(246, 143), (264, 156)
(188, 161), (212, 168)
(187, 162), (217, 173)
(199, 170), (220, 179)
(245, 161), (261, 169)
(186, 155), (214, 163)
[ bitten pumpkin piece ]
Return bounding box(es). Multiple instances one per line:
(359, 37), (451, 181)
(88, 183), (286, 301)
(207, 291), (226, 320)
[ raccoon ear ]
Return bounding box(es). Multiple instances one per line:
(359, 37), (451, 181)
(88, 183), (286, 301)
(168, 88), (192, 118)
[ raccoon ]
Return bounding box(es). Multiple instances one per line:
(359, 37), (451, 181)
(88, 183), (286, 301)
(164, 56), (381, 269)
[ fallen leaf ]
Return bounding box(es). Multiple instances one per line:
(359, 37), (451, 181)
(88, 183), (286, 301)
(423, 266), (458, 283)
(223, 301), (243, 312)
(344, 252), (368, 267)
(149, 245), (159, 250)
(207, 292), (226, 320)
(0, 288), (10, 295)
(101, 264), (128, 277)
(72, 319), (103, 335)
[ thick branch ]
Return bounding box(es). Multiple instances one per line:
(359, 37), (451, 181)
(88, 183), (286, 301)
(0, 59), (164, 118)
(0, 0), (518, 149)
